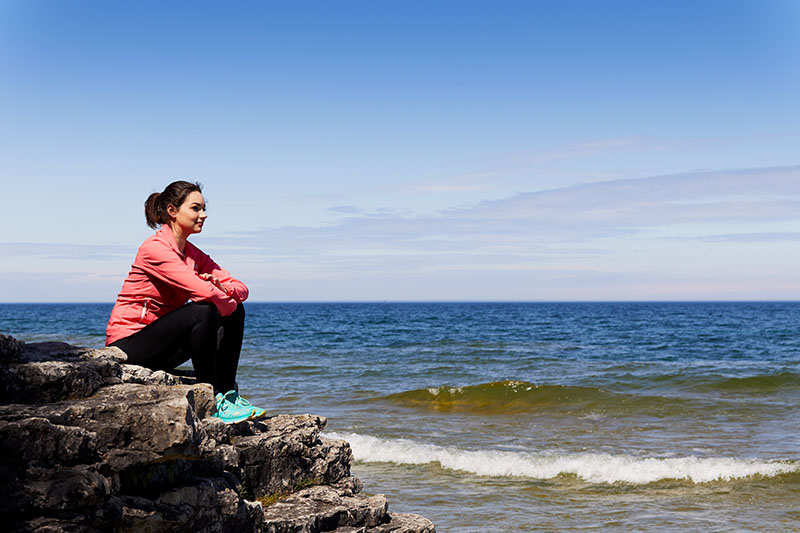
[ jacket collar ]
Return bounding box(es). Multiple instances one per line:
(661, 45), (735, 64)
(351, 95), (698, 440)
(156, 224), (185, 257)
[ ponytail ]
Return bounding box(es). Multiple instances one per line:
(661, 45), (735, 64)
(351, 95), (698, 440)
(144, 181), (203, 229)
(144, 192), (164, 229)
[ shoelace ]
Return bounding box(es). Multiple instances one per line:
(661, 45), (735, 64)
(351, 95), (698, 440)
(236, 396), (253, 406)
(217, 394), (236, 413)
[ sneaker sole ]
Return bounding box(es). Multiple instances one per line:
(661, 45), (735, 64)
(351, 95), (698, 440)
(214, 413), (256, 424)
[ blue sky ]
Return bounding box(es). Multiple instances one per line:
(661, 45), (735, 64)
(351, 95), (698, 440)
(1, 0), (799, 302)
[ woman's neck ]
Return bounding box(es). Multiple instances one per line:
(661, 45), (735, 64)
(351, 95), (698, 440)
(170, 225), (188, 254)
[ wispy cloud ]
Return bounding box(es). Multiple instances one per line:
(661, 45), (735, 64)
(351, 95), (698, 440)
(393, 172), (501, 195)
(519, 137), (650, 163)
(693, 232), (800, 243)
(0, 242), (134, 260)
(215, 165), (800, 257)
(327, 205), (365, 215)
(456, 165), (800, 231)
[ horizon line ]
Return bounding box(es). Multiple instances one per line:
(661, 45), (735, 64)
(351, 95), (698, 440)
(2, 300), (800, 305)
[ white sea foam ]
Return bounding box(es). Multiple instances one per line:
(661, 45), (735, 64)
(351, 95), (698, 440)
(325, 432), (799, 484)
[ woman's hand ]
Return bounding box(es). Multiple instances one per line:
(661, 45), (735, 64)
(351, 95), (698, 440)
(199, 273), (230, 295)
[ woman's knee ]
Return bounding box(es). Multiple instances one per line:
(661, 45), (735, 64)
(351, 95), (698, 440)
(189, 302), (220, 326)
(219, 302), (245, 326)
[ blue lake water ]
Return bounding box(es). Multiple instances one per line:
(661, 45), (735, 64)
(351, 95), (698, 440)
(2, 302), (799, 531)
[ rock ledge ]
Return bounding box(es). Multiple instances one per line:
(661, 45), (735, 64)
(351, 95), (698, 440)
(0, 334), (435, 532)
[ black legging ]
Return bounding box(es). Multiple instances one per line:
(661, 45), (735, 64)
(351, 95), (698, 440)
(111, 302), (244, 393)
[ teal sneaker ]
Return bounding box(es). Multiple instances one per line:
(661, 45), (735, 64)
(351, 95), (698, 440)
(213, 390), (257, 424)
(232, 392), (267, 419)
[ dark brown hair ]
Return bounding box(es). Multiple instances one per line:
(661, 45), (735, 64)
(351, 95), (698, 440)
(144, 181), (203, 229)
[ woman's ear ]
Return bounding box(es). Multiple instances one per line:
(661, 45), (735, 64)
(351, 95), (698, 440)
(166, 203), (178, 219)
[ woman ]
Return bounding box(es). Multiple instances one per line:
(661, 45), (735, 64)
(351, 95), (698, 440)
(106, 180), (265, 423)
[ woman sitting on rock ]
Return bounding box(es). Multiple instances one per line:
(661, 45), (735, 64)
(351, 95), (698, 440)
(106, 180), (265, 424)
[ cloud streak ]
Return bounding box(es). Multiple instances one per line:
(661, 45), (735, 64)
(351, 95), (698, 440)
(194, 164), (800, 300)
(215, 165), (800, 257)
(519, 137), (651, 163)
(0, 243), (134, 261)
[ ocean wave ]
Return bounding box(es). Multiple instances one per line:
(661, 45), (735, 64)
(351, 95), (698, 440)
(381, 377), (800, 415)
(693, 372), (800, 394)
(326, 432), (800, 485)
(382, 380), (663, 415)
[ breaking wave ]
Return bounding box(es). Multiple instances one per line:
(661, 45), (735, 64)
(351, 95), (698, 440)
(327, 432), (800, 485)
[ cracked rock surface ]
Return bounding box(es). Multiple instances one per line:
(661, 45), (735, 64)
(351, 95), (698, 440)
(0, 333), (435, 533)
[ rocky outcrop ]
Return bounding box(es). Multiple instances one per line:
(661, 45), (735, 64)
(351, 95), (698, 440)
(0, 334), (435, 532)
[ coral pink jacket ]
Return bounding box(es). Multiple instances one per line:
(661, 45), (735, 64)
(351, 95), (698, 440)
(106, 224), (249, 345)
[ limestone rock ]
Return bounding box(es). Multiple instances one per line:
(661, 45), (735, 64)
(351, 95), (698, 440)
(1, 341), (118, 404)
(0, 332), (24, 362)
(0, 334), (435, 532)
(261, 485), (388, 532)
(369, 514), (437, 533)
(87, 345), (128, 363)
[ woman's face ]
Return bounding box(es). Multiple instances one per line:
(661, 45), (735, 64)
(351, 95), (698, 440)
(169, 191), (207, 236)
